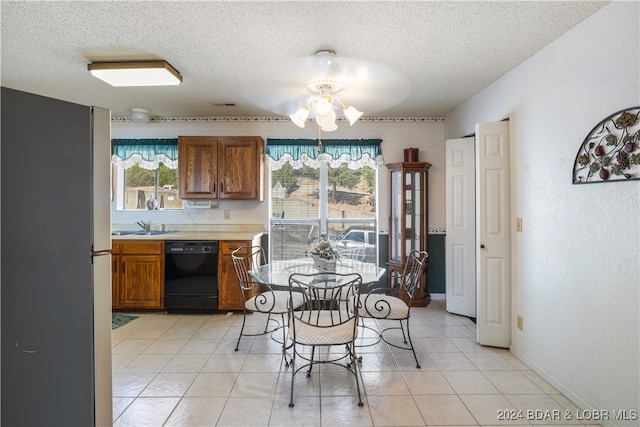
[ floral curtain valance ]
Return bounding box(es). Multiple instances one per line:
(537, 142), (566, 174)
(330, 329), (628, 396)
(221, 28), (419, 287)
(266, 139), (383, 170)
(112, 139), (178, 170)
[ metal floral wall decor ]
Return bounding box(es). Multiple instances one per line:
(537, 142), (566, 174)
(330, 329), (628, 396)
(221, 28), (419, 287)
(573, 106), (640, 184)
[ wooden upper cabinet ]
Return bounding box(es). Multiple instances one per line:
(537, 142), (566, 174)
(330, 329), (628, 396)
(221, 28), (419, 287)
(178, 136), (264, 200)
(178, 136), (218, 199)
(218, 138), (263, 199)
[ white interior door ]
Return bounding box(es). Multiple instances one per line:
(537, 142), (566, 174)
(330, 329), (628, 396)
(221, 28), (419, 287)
(476, 121), (511, 348)
(445, 138), (477, 317)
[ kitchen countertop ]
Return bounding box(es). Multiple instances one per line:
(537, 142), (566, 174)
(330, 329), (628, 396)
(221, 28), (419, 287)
(111, 224), (264, 241)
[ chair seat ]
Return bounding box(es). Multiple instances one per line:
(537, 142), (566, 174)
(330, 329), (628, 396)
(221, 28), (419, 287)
(359, 294), (409, 320)
(289, 310), (357, 345)
(246, 290), (304, 314)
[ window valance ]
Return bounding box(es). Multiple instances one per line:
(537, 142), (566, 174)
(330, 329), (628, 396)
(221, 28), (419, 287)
(266, 139), (383, 170)
(111, 139), (178, 170)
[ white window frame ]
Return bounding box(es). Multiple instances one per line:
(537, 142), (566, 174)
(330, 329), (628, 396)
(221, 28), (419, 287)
(268, 158), (378, 264)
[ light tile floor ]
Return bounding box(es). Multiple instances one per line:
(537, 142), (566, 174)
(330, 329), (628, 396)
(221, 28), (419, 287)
(112, 299), (602, 426)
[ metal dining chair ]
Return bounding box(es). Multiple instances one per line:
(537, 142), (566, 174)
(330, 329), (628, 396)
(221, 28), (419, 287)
(358, 249), (429, 368)
(338, 246), (365, 263)
(287, 272), (364, 407)
(231, 246), (304, 353)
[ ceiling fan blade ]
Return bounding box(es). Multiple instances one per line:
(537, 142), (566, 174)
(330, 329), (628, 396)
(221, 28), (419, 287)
(246, 52), (411, 116)
(241, 85), (311, 116)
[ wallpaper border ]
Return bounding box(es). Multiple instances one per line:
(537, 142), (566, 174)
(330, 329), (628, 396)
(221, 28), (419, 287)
(111, 116), (445, 124)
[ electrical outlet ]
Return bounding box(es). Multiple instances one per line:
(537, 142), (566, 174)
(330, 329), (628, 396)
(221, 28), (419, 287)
(517, 315), (524, 331)
(224, 210), (230, 220)
(516, 217), (523, 232)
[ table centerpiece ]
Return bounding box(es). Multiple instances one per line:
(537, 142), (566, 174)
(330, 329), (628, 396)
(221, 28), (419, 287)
(309, 238), (340, 271)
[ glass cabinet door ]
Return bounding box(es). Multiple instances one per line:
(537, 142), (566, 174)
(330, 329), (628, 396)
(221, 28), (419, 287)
(390, 168), (424, 262)
(405, 170), (422, 256)
(390, 170), (403, 262)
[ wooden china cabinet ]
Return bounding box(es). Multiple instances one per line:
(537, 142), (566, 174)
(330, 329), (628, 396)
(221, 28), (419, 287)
(178, 136), (264, 200)
(386, 161), (431, 306)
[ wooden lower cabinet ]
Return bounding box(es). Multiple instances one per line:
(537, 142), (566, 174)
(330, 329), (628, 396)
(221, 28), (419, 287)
(111, 237), (262, 311)
(218, 240), (257, 310)
(112, 240), (164, 309)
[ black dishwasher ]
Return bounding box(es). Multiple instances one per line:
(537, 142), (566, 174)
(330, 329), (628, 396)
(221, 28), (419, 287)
(164, 241), (219, 313)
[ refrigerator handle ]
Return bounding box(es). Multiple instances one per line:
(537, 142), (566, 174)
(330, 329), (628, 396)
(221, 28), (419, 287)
(90, 245), (112, 263)
(92, 249), (112, 256)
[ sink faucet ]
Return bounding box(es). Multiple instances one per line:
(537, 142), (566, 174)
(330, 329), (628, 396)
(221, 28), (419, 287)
(136, 221), (151, 231)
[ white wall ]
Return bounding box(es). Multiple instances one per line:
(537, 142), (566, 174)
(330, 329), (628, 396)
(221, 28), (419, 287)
(446, 2), (639, 421)
(111, 118), (446, 233)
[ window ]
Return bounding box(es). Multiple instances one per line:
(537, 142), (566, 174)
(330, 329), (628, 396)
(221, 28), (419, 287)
(267, 139), (382, 264)
(114, 163), (182, 210)
(112, 139), (182, 210)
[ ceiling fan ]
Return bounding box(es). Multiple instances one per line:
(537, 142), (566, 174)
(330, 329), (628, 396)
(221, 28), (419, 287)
(244, 49), (410, 128)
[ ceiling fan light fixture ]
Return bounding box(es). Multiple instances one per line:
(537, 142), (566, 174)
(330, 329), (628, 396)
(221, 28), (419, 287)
(87, 60), (182, 86)
(320, 122), (338, 132)
(316, 106), (337, 131)
(294, 91), (363, 131)
(286, 53), (366, 132)
(290, 107), (309, 128)
(315, 50), (336, 65)
(343, 105), (363, 125)
(312, 97), (333, 117)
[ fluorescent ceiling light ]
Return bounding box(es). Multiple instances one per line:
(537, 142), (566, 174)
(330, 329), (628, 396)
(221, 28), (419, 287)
(87, 61), (182, 86)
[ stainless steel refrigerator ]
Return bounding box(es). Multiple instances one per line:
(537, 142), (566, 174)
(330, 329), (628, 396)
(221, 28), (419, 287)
(1, 87), (113, 426)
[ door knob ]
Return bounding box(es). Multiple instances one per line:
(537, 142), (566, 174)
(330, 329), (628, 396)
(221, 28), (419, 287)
(480, 244), (485, 249)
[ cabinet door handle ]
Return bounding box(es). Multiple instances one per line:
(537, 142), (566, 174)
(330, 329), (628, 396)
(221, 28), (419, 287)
(212, 181), (216, 193)
(480, 244), (485, 249)
(220, 181), (224, 194)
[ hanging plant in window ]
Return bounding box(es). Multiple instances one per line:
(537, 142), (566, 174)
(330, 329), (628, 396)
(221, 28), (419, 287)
(573, 107), (640, 184)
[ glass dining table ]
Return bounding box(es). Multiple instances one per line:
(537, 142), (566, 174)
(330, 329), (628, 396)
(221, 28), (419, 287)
(249, 257), (386, 289)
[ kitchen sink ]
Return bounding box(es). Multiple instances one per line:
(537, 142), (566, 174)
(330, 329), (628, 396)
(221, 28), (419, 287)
(111, 231), (137, 236)
(133, 230), (174, 236)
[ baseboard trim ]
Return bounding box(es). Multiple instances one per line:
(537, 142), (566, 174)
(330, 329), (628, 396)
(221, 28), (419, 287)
(509, 345), (621, 427)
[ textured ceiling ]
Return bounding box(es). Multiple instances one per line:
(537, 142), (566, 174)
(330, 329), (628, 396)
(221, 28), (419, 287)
(1, 1), (607, 119)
